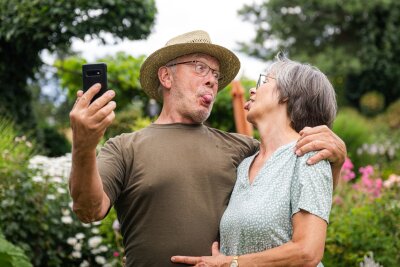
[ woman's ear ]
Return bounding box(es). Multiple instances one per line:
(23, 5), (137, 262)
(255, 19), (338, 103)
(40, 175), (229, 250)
(158, 66), (172, 89)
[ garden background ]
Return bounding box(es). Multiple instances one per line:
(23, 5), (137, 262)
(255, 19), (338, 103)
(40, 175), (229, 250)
(1, 0), (400, 266)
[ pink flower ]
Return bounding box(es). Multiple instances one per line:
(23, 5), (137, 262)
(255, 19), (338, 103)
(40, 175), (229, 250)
(342, 157), (354, 170)
(359, 165), (374, 177)
(341, 157), (356, 182)
(362, 175), (373, 188)
(333, 195), (343, 205)
(113, 252), (120, 257)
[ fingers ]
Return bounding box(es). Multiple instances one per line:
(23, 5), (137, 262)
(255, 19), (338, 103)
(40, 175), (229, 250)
(75, 83), (102, 108)
(98, 110), (116, 129)
(87, 90), (116, 115)
(306, 149), (332, 165)
(211, 241), (220, 256)
(299, 125), (330, 136)
(171, 256), (201, 265)
(92, 101), (117, 123)
(295, 127), (347, 166)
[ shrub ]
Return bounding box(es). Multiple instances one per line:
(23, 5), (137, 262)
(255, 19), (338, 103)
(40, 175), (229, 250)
(359, 91), (385, 117)
(324, 159), (400, 266)
(333, 108), (373, 168)
(0, 231), (32, 267)
(0, 116), (122, 266)
(104, 101), (150, 140)
(385, 99), (400, 129)
(40, 125), (71, 157)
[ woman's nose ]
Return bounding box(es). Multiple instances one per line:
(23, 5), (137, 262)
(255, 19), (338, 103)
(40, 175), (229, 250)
(249, 87), (256, 95)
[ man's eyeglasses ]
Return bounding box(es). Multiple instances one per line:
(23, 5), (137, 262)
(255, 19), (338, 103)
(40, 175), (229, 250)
(256, 74), (275, 89)
(166, 60), (222, 81)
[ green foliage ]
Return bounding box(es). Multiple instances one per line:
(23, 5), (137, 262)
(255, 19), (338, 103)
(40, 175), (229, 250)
(208, 78), (255, 132)
(324, 179), (400, 266)
(104, 101), (152, 139)
(55, 52), (148, 111)
(0, 0), (156, 130)
(359, 91), (385, 117)
(385, 99), (400, 129)
(0, 116), (121, 266)
(333, 108), (373, 167)
(0, 232), (32, 267)
(238, 0), (400, 108)
(41, 126), (71, 157)
(0, 117), (37, 174)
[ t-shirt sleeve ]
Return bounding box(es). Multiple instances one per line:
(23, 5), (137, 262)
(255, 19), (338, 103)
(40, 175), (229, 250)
(97, 135), (126, 206)
(290, 152), (333, 223)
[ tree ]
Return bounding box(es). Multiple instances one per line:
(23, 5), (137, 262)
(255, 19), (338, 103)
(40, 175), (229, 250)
(0, 0), (157, 130)
(238, 0), (400, 107)
(55, 52), (148, 110)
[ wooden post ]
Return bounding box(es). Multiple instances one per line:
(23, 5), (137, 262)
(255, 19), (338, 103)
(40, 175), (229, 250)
(231, 80), (253, 136)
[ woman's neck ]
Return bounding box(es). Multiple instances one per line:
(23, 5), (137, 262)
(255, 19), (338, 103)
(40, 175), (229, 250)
(256, 118), (300, 158)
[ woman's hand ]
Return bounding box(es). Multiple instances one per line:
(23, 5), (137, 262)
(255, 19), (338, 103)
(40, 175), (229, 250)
(171, 242), (232, 267)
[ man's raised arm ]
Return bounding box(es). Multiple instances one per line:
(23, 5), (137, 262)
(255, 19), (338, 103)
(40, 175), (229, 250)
(68, 84), (116, 222)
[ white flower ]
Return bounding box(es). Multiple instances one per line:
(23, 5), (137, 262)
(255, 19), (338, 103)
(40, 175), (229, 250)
(95, 256), (106, 265)
(57, 187), (67, 194)
(62, 208), (70, 216)
(99, 245), (108, 252)
(67, 237), (77, 246)
(75, 233), (85, 240)
(80, 260), (89, 267)
(47, 194), (56, 200)
(32, 176), (44, 182)
(91, 228), (100, 234)
(88, 236), (102, 248)
(91, 248), (101, 254)
(81, 222), (91, 228)
(50, 177), (63, 183)
(72, 251), (82, 258)
(112, 219), (120, 231)
(73, 243), (82, 251)
(360, 251), (383, 267)
(92, 221), (101, 226)
(61, 216), (73, 224)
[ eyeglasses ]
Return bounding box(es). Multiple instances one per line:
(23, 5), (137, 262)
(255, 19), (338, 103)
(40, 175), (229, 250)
(256, 74), (275, 89)
(166, 60), (222, 81)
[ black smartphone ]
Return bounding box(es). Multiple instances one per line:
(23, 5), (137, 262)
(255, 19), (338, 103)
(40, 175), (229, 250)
(82, 63), (108, 103)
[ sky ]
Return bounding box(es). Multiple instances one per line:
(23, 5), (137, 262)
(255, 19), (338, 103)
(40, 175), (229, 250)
(67, 0), (266, 81)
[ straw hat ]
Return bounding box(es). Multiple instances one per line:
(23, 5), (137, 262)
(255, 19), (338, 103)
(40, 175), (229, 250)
(140, 30), (240, 102)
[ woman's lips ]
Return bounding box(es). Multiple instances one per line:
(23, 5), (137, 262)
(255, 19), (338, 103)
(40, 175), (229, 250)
(244, 100), (252, 110)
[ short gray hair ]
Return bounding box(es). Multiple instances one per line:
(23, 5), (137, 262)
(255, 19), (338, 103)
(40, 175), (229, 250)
(267, 53), (337, 132)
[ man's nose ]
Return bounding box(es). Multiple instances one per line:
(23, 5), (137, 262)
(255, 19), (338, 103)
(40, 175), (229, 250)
(204, 71), (218, 87)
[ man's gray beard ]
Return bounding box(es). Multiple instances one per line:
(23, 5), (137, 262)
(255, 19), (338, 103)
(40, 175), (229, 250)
(191, 109), (211, 123)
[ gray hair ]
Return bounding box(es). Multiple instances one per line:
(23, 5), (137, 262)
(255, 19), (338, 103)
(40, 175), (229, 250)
(267, 53), (337, 132)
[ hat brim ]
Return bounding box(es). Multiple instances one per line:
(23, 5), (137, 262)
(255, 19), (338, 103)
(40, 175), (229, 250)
(140, 43), (240, 102)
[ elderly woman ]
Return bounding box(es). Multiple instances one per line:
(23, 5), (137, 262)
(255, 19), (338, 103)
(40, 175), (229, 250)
(171, 54), (337, 267)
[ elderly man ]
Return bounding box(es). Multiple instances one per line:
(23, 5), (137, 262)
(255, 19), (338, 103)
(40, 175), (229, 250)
(69, 30), (346, 266)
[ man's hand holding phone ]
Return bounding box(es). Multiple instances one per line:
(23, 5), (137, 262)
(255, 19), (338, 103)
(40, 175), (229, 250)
(69, 83), (116, 153)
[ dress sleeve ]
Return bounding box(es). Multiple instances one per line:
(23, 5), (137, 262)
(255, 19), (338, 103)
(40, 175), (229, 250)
(290, 152), (333, 223)
(97, 135), (126, 206)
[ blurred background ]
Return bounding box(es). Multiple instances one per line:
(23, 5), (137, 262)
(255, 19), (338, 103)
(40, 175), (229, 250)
(1, 0), (399, 266)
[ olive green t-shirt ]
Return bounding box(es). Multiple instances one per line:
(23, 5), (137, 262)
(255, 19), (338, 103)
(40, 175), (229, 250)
(97, 123), (259, 267)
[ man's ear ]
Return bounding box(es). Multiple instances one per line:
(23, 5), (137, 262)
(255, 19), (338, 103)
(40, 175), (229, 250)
(158, 66), (172, 89)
